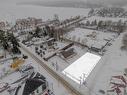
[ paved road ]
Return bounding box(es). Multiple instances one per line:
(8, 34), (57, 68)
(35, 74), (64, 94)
(20, 43), (84, 95)
(56, 16), (87, 29)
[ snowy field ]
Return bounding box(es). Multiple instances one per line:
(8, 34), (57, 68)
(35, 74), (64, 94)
(90, 32), (127, 95)
(0, 2), (91, 94)
(82, 16), (127, 23)
(1, 1), (127, 95)
(64, 28), (118, 50)
(0, 3), (89, 23)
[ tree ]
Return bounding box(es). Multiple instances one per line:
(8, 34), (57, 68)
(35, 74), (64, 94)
(106, 20), (112, 27)
(97, 21), (103, 29)
(91, 20), (97, 26)
(122, 34), (127, 46)
(121, 33), (127, 50)
(12, 45), (21, 54)
(0, 30), (5, 43)
(40, 45), (43, 49)
(0, 30), (9, 50)
(35, 47), (38, 51)
(85, 21), (90, 26)
(53, 14), (60, 25)
(10, 33), (20, 47)
(0, 30), (20, 54)
(45, 25), (51, 36)
(117, 20), (125, 33)
(43, 27), (48, 37)
(34, 27), (42, 37)
(54, 14), (59, 21)
(2, 41), (9, 50)
(88, 8), (94, 16)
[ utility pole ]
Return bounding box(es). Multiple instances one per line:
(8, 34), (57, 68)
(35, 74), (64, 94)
(51, 82), (54, 93)
(55, 61), (59, 71)
(83, 73), (86, 84)
(79, 76), (82, 88)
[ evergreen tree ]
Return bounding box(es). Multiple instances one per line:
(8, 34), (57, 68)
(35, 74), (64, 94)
(88, 8), (94, 16)
(85, 21), (90, 26)
(10, 33), (20, 47)
(34, 27), (41, 37)
(97, 21), (103, 29)
(91, 20), (97, 26)
(0, 30), (20, 54)
(116, 20), (125, 33)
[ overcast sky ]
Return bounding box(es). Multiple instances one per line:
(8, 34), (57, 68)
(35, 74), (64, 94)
(0, 0), (127, 7)
(88, 0), (127, 6)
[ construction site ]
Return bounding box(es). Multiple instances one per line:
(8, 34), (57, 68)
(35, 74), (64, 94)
(0, 0), (127, 95)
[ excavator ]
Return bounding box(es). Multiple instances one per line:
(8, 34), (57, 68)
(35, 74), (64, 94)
(10, 58), (25, 71)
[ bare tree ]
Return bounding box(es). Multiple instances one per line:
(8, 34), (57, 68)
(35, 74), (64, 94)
(121, 33), (127, 50)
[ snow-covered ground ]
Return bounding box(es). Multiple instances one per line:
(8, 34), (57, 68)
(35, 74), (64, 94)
(83, 16), (127, 23)
(0, 49), (73, 95)
(1, 1), (127, 95)
(20, 42), (89, 95)
(17, 20), (124, 95)
(22, 50), (74, 95)
(0, 3), (89, 23)
(25, 38), (88, 72)
(48, 45), (88, 71)
(90, 31), (127, 95)
(64, 28), (118, 51)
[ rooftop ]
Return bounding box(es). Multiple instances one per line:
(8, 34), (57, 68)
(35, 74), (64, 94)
(62, 52), (101, 84)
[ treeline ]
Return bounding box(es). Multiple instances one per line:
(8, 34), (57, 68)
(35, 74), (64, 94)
(88, 7), (127, 18)
(0, 30), (21, 54)
(79, 19), (127, 33)
(121, 33), (127, 50)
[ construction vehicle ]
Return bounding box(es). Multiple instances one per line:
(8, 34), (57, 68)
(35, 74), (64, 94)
(10, 58), (25, 71)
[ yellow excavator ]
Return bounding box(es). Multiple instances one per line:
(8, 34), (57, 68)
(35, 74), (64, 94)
(10, 58), (25, 70)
